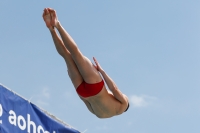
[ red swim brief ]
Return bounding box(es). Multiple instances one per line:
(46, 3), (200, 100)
(76, 80), (104, 98)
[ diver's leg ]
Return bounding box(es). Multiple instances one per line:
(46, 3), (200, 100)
(50, 28), (83, 88)
(49, 8), (102, 83)
(43, 8), (83, 88)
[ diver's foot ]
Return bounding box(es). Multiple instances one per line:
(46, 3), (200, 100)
(48, 8), (60, 28)
(42, 8), (53, 29)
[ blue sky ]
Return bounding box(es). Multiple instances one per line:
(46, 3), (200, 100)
(0, 1), (200, 133)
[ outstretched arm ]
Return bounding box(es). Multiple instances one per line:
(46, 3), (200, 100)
(93, 57), (128, 105)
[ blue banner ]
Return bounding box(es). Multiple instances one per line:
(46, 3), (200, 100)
(0, 84), (80, 133)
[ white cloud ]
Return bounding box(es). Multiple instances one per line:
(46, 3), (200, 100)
(81, 129), (88, 133)
(61, 90), (81, 106)
(95, 125), (110, 131)
(41, 87), (50, 99)
(63, 91), (73, 99)
(127, 122), (132, 126)
(29, 87), (51, 107)
(129, 94), (157, 108)
(36, 100), (49, 106)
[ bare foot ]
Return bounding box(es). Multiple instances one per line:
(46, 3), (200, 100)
(42, 8), (53, 29)
(47, 8), (59, 28)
